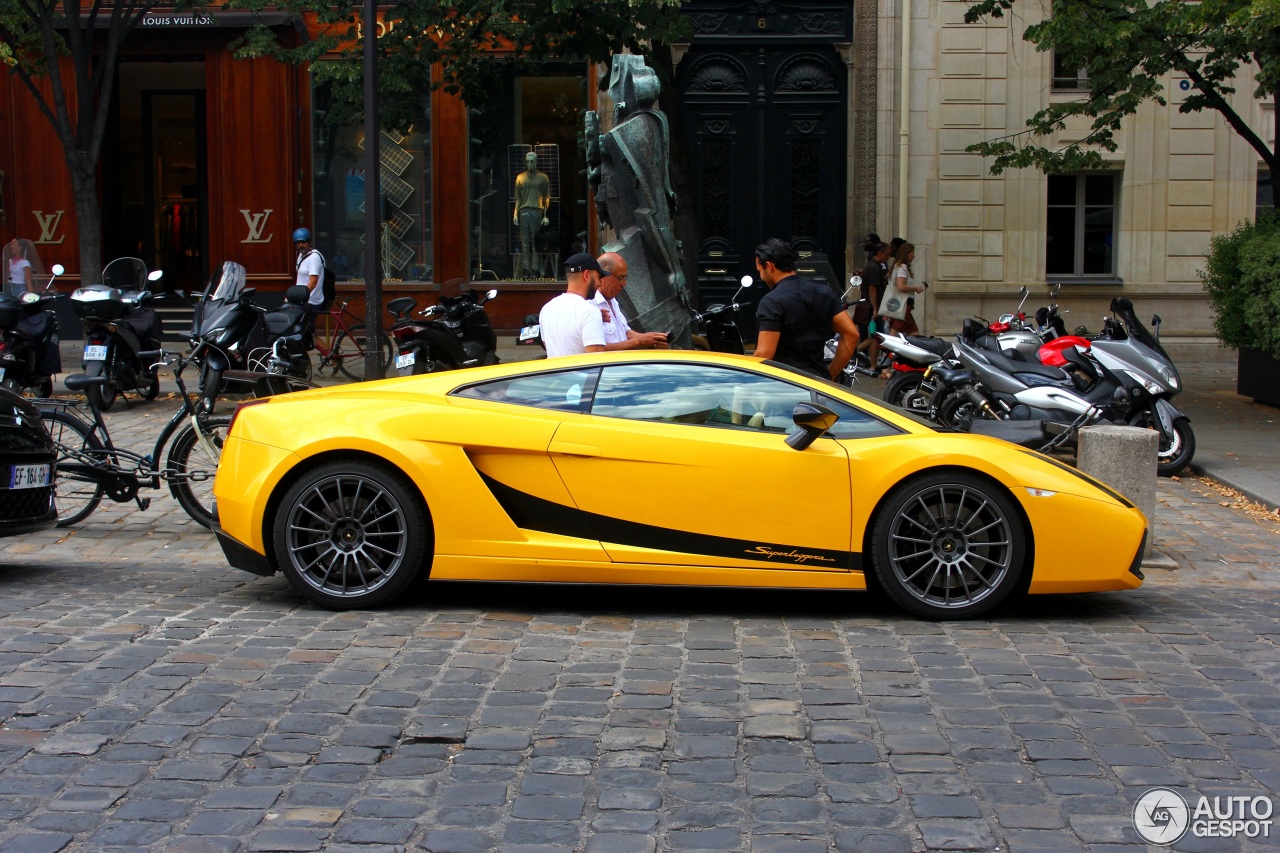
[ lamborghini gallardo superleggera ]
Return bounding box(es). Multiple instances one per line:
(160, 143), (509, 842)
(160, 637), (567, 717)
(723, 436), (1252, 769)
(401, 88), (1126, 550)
(212, 351), (1147, 619)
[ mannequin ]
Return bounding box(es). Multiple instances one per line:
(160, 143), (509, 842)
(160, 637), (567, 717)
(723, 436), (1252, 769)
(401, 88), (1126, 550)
(513, 151), (550, 277)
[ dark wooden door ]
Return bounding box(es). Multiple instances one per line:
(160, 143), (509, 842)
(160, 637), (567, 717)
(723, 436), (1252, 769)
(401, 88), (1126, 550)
(678, 45), (847, 307)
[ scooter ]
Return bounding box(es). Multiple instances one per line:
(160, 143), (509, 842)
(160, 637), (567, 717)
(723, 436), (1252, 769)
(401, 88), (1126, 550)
(389, 288), (499, 377)
(0, 263), (65, 397)
(929, 298), (1194, 474)
(691, 275), (754, 354)
(70, 258), (165, 411)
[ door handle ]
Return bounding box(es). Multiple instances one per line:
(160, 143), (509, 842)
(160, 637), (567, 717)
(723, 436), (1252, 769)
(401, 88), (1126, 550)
(549, 441), (600, 458)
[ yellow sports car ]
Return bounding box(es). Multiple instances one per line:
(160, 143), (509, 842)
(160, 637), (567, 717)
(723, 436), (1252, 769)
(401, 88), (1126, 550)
(212, 350), (1146, 619)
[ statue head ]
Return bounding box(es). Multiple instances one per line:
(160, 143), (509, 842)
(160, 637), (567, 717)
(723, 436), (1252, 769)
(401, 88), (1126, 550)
(525, 151), (538, 172)
(608, 55), (661, 123)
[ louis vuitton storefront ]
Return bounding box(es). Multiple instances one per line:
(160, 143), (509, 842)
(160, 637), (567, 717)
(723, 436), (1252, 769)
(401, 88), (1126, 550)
(1, 2), (872, 332)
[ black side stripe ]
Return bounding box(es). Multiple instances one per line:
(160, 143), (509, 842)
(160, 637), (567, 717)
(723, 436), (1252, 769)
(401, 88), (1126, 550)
(478, 471), (859, 571)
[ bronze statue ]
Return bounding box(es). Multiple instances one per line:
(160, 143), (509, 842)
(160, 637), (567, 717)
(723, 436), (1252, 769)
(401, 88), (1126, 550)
(586, 55), (691, 345)
(513, 151), (551, 278)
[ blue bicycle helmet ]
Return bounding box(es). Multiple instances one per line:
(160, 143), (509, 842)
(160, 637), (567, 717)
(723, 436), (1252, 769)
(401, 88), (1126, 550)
(292, 227), (312, 242)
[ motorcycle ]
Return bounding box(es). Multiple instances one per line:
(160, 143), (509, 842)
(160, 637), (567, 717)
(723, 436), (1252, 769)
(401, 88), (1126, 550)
(691, 275), (754, 354)
(389, 287), (499, 377)
(928, 296), (1194, 474)
(0, 263), (65, 397)
(190, 261), (311, 413)
(70, 258), (165, 411)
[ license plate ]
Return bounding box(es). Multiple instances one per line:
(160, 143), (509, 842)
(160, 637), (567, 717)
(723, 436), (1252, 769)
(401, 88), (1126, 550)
(395, 352), (416, 370)
(84, 345), (108, 361)
(7, 464), (50, 490)
(0, 368), (5, 382)
(518, 324), (541, 342)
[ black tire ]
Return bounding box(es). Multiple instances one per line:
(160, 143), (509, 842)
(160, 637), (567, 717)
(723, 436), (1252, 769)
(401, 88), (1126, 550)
(883, 370), (925, 409)
(870, 472), (1026, 619)
(272, 460), (430, 609)
(936, 389), (989, 431)
(36, 377), (53, 399)
(39, 409), (106, 527)
(87, 378), (118, 412)
(166, 415), (231, 529)
(333, 323), (395, 381)
(142, 368), (160, 400)
(1157, 417), (1195, 477)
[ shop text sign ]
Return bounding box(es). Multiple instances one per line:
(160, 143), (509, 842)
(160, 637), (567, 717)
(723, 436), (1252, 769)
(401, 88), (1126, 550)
(141, 14), (219, 27)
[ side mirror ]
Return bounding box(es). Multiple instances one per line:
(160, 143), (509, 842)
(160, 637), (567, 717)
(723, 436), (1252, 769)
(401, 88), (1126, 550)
(785, 402), (838, 451)
(51, 264), (65, 276)
(1151, 314), (1161, 326)
(1019, 285), (1029, 297)
(148, 269), (164, 281)
(739, 275), (753, 288)
(849, 275), (862, 287)
(485, 288), (498, 301)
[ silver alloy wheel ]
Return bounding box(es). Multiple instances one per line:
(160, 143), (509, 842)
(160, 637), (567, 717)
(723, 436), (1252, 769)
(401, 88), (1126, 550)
(284, 472), (411, 599)
(885, 483), (1014, 611)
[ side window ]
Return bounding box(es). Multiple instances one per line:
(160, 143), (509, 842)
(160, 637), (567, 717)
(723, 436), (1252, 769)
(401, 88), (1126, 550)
(453, 368), (598, 412)
(592, 363), (810, 433)
(816, 394), (902, 440)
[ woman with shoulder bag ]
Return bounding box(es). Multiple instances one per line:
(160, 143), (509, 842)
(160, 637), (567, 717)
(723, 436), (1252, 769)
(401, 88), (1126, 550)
(880, 241), (926, 339)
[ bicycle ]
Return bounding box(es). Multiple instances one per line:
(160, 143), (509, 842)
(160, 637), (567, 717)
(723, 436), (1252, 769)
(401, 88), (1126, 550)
(310, 299), (394, 381)
(35, 350), (234, 528)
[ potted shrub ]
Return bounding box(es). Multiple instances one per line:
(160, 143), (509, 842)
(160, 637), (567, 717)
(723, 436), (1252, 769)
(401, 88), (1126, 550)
(1200, 211), (1280, 406)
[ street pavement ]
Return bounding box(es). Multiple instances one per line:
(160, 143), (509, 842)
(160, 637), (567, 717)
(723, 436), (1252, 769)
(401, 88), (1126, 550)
(1, 367), (1279, 852)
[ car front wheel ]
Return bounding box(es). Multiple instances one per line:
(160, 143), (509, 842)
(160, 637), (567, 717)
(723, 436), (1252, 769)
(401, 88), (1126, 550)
(870, 472), (1026, 619)
(273, 460), (430, 609)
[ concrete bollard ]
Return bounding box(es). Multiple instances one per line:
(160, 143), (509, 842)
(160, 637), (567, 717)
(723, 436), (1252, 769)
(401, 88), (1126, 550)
(1077, 425), (1159, 558)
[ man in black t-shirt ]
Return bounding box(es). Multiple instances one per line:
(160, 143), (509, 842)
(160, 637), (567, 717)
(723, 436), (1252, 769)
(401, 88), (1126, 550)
(752, 238), (859, 380)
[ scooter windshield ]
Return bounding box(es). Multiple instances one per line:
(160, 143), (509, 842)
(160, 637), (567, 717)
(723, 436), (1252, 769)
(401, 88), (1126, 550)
(101, 257), (148, 291)
(203, 261), (248, 305)
(1110, 297), (1170, 360)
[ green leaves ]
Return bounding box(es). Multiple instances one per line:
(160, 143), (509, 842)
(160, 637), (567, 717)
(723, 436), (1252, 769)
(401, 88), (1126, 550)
(234, 0), (690, 132)
(1201, 213), (1280, 359)
(965, 0), (1277, 177)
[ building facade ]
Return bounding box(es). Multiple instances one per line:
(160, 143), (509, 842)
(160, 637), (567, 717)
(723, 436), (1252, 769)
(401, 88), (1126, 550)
(0, 2), (1271, 351)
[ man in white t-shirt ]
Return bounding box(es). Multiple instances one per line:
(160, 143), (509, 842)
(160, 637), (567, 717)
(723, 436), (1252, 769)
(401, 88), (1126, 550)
(293, 227), (325, 308)
(592, 252), (669, 350)
(539, 253), (607, 358)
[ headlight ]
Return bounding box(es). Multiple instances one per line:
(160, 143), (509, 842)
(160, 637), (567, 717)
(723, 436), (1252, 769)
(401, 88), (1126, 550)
(1155, 362), (1179, 390)
(1123, 369), (1162, 395)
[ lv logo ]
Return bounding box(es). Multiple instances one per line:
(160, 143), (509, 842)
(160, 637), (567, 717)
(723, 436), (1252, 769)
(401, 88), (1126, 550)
(33, 210), (66, 244)
(240, 209), (274, 244)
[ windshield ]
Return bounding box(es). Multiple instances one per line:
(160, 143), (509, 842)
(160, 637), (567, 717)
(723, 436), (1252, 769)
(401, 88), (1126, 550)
(1110, 297), (1170, 360)
(203, 261), (248, 303)
(102, 258), (148, 291)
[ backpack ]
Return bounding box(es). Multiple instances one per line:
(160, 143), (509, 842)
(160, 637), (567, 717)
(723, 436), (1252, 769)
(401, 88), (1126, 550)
(300, 250), (336, 311)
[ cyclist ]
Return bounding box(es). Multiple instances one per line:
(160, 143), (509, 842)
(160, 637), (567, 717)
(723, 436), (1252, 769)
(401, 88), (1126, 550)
(294, 227), (325, 343)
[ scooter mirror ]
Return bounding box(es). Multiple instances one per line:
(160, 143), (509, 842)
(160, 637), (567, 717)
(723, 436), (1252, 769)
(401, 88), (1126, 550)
(1019, 285), (1028, 297)
(485, 289), (498, 301)
(740, 275), (753, 288)
(51, 264), (65, 276)
(849, 275), (862, 287)
(148, 269), (164, 281)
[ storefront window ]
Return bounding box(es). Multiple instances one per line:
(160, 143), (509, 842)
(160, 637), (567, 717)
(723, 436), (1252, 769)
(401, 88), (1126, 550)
(311, 74), (432, 282)
(468, 62), (590, 282)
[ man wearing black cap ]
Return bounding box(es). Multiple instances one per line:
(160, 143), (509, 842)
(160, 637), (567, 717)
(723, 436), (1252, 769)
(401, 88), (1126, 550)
(539, 253), (608, 358)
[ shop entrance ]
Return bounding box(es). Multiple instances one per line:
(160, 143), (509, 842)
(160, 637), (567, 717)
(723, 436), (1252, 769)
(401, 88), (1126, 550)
(103, 60), (208, 294)
(677, 44), (847, 305)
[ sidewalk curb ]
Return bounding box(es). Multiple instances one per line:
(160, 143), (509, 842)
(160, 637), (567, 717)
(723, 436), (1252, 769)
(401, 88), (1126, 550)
(1188, 462), (1280, 512)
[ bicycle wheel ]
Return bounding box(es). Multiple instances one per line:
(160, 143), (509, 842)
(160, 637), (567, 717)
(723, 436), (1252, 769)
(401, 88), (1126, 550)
(166, 415), (231, 529)
(39, 409), (106, 526)
(333, 323), (394, 381)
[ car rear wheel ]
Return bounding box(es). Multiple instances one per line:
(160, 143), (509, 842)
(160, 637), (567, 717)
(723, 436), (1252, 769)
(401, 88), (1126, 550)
(273, 460), (430, 609)
(871, 472), (1026, 619)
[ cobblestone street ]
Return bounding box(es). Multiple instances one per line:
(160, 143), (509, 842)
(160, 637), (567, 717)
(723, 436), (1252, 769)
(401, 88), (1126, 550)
(1, 400), (1278, 852)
